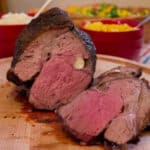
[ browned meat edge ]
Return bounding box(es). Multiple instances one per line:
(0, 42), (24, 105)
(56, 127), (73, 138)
(12, 7), (74, 67)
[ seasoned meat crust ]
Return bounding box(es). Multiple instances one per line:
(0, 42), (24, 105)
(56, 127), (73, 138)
(12, 7), (74, 67)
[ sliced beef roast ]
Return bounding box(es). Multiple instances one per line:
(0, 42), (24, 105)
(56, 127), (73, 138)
(104, 79), (150, 145)
(7, 7), (96, 87)
(6, 6), (150, 146)
(7, 7), (96, 110)
(58, 67), (143, 143)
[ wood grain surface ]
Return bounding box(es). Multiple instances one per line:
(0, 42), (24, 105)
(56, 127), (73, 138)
(0, 55), (149, 150)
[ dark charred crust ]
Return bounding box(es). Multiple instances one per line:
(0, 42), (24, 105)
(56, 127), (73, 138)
(132, 68), (142, 78)
(141, 78), (150, 89)
(7, 69), (23, 85)
(12, 7), (74, 67)
(7, 68), (38, 87)
(104, 141), (127, 150)
(145, 123), (150, 131)
(72, 27), (96, 74)
(128, 136), (140, 144)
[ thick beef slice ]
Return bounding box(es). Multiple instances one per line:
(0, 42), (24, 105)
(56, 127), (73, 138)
(58, 72), (145, 144)
(58, 78), (142, 143)
(29, 54), (92, 110)
(58, 86), (123, 142)
(104, 79), (150, 144)
(7, 7), (96, 86)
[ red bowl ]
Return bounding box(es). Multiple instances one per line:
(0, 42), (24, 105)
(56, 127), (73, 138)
(0, 24), (26, 58)
(80, 19), (144, 60)
(0, 13), (32, 58)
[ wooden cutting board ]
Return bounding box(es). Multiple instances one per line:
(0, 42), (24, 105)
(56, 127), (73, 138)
(0, 55), (149, 150)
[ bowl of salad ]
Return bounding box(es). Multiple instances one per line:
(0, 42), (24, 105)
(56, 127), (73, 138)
(67, 3), (150, 19)
(67, 3), (150, 42)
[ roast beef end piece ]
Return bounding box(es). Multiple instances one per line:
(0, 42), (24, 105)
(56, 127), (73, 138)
(105, 79), (150, 145)
(58, 79), (125, 143)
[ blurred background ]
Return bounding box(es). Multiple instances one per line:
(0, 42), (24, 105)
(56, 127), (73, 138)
(0, 0), (150, 12)
(0, 0), (150, 64)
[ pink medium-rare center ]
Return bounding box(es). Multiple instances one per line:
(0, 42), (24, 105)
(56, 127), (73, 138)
(58, 79), (126, 142)
(29, 55), (92, 110)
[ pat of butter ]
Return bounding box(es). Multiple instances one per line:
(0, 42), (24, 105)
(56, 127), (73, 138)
(73, 57), (85, 70)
